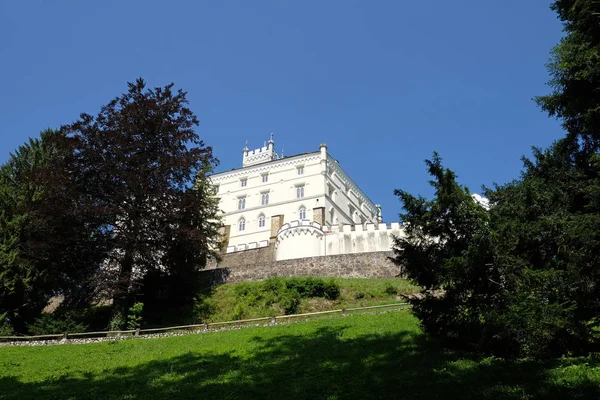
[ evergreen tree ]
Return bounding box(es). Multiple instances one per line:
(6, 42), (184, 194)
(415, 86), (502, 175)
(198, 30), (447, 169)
(394, 1), (600, 357)
(0, 130), (101, 332)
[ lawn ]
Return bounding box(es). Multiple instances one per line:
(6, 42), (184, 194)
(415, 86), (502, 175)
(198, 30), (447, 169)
(1, 311), (599, 400)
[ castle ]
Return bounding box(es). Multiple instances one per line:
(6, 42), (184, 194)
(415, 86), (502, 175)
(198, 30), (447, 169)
(210, 136), (405, 261)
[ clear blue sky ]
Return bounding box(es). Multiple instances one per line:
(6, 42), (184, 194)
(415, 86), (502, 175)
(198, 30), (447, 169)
(0, 1), (564, 221)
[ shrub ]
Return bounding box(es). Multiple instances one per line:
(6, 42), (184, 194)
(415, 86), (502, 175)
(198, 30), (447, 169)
(384, 284), (398, 296)
(229, 277), (340, 318)
(28, 312), (87, 335)
(323, 280), (341, 300)
(0, 313), (13, 336)
(278, 289), (301, 315)
(108, 312), (126, 331)
(283, 277), (341, 300)
(126, 302), (144, 330)
(354, 291), (366, 300)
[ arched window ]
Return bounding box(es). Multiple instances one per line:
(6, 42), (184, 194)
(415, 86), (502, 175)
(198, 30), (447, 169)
(238, 218), (246, 232)
(258, 214), (266, 228)
(298, 207), (307, 220)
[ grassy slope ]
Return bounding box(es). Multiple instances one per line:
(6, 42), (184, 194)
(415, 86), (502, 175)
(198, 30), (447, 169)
(199, 277), (420, 322)
(1, 312), (599, 400)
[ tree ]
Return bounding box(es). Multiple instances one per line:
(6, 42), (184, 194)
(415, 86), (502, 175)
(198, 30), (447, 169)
(54, 79), (221, 318)
(0, 129), (101, 332)
(393, 154), (501, 353)
(393, 1), (600, 357)
(536, 0), (600, 157)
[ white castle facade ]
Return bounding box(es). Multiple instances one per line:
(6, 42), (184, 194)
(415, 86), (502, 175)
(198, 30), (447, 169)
(210, 137), (405, 261)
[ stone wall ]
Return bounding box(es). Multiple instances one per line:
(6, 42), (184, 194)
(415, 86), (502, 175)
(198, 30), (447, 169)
(202, 247), (400, 285)
(213, 244), (275, 268)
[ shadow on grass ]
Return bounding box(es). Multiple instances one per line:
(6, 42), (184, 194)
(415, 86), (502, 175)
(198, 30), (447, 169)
(1, 326), (599, 400)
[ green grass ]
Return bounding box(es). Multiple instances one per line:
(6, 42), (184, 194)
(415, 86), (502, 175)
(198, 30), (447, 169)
(197, 277), (420, 323)
(1, 311), (599, 400)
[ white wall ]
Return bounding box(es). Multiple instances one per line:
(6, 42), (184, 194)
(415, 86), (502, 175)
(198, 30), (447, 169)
(274, 220), (406, 260)
(211, 149), (325, 247)
(323, 222), (404, 256)
(324, 155), (378, 226)
(210, 142), (383, 252)
(275, 220), (323, 260)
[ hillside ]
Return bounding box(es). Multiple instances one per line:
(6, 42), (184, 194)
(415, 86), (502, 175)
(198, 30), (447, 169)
(194, 277), (420, 323)
(1, 311), (598, 400)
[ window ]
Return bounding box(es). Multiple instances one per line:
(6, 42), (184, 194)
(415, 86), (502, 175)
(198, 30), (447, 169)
(258, 215), (266, 228)
(297, 166), (304, 175)
(238, 218), (246, 232)
(240, 179), (247, 187)
(296, 185), (305, 199)
(299, 207), (306, 220)
(238, 197), (246, 210)
(261, 192), (269, 205)
(261, 174), (268, 183)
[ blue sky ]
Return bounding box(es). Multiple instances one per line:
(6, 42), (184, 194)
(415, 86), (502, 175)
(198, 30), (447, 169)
(0, 1), (564, 221)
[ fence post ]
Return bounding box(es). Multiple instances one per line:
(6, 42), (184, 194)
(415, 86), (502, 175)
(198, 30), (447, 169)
(271, 316), (276, 325)
(63, 332), (68, 340)
(135, 328), (140, 337)
(341, 308), (347, 316)
(204, 323), (209, 331)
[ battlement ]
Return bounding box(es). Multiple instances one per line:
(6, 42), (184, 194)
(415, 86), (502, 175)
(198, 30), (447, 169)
(223, 219), (406, 263)
(323, 222), (402, 233)
(278, 219), (323, 233)
(226, 240), (270, 254)
(242, 139), (279, 167)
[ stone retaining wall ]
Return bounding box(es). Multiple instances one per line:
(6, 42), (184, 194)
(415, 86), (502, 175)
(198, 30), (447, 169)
(203, 248), (400, 284)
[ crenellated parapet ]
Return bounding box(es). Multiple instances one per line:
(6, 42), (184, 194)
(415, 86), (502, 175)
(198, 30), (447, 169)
(242, 139), (279, 167)
(275, 220), (324, 260)
(321, 221), (405, 259)
(226, 240), (270, 254)
(223, 220), (406, 261)
(323, 222), (402, 234)
(275, 220), (324, 244)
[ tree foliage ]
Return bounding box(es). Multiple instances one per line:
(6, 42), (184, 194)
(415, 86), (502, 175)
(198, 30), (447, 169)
(0, 79), (221, 333)
(0, 129), (100, 332)
(53, 78), (221, 314)
(394, 1), (600, 358)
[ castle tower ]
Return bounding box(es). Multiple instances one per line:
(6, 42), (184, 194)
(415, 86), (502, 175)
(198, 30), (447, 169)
(242, 134), (279, 167)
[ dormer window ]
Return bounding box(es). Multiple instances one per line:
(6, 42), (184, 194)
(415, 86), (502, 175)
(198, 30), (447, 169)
(240, 178), (247, 187)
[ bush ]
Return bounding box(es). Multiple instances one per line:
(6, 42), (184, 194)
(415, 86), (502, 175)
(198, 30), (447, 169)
(278, 289), (301, 315)
(0, 313), (13, 336)
(28, 312), (87, 335)
(354, 291), (366, 300)
(384, 284), (398, 296)
(127, 302), (144, 330)
(108, 312), (126, 331)
(283, 277), (341, 300)
(230, 277), (341, 317)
